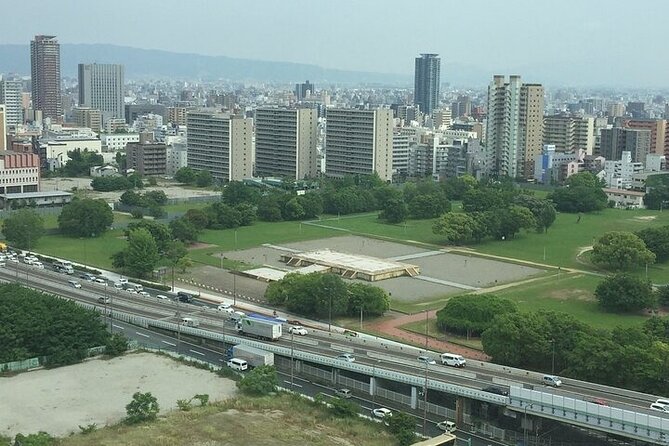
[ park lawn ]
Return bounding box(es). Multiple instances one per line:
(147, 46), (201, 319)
(470, 208), (669, 270)
(163, 200), (212, 214)
(490, 272), (648, 329)
(311, 214), (446, 246)
(401, 318), (485, 351)
(33, 229), (124, 270)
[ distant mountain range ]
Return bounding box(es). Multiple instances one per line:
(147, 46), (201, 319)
(0, 43), (493, 87)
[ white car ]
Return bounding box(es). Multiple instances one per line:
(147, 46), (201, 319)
(32, 261), (44, 269)
(138, 291), (151, 297)
(126, 288), (137, 294)
(372, 408), (392, 419)
(289, 326), (308, 336)
(437, 421), (457, 433)
(156, 294), (169, 300)
(217, 303), (232, 311)
(417, 355), (437, 365)
(650, 403), (669, 413)
(95, 277), (106, 284)
(336, 353), (355, 362)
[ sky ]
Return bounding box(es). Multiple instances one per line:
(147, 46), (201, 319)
(1, 0), (668, 87)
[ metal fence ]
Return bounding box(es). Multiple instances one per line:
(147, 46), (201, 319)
(0, 345), (108, 373)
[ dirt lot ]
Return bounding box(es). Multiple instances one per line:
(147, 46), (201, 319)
(0, 352), (236, 438)
(208, 235), (542, 302)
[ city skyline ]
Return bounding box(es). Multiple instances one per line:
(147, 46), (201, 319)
(0, 0), (667, 87)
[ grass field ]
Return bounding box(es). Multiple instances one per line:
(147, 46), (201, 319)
(401, 318), (484, 351)
(60, 393), (396, 446)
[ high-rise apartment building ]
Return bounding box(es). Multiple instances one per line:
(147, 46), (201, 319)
(126, 142), (167, 176)
(0, 78), (24, 126)
(186, 110), (253, 182)
(167, 106), (191, 126)
(414, 54), (441, 116)
(0, 105), (6, 151)
(30, 35), (62, 121)
(325, 108), (393, 181)
(600, 128), (651, 163)
(544, 115), (595, 154)
(607, 102), (625, 118)
(254, 107), (319, 179)
(486, 75), (544, 178)
(78, 63), (125, 122)
(451, 95), (472, 118)
(72, 107), (102, 132)
(623, 119), (667, 157)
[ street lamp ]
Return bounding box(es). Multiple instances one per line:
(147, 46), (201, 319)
(290, 329), (295, 388)
(523, 403), (534, 445)
(422, 358), (429, 437)
(551, 339), (556, 375)
(328, 293), (333, 333)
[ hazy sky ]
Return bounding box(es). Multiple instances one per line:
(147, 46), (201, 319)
(1, 0), (668, 87)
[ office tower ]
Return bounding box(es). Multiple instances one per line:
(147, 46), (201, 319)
(0, 78), (24, 126)
(72, 107), (102, 132)
(486, 75), (544, 178)
(623, 119), (667, 156)
(325, 108), (393, 181)
(607, 102), (625, 118)
(255, 107), (319, 179)
(600, 128), (651, 163)
(414, 54), (440, 116)
(78, 63), (125, 122)
(295, 80), (314, 101)
(626, 101), (647, 119)
(186, 110), (253, 182)
(0, 105), (6, 151)
(30, 35), (62, 121)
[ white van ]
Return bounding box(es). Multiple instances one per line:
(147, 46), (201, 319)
(227, 358), (248, 371)
(440, 353), (466, 368)
(181, 317), (200, 327)
(437, 421), (457, 433)
(542, 375), (562, 387)
(68, 279), (82, 289)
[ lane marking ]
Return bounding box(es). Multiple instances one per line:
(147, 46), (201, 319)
(135, 332), (150, 338)
(283, 381), (303, 388)
(161, 340), (176, 347)
(189, 349), (205, 356)
(112, 325), (125, 330)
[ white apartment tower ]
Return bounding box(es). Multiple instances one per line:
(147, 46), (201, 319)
(486, 75), (544, 178)
(78, 63), (125, 123)
(254, 107), (319, 179)
(0, 78), (24, 126)
(186, 110), (253, 182)
(325, 108), (393, 181)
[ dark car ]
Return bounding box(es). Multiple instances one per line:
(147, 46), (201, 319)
(482, 386), (509, 396)
(177, 291), (194, 303)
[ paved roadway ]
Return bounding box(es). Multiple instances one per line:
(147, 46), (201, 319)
(1, 261), (665, 420)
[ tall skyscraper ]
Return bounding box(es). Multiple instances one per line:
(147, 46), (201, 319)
(78, 63), (125, 122)
(186, 110), (253, 182)
(30, 35), (62, 121)
(485, 75), (544, 179)
(0, 105), (6, 151)
(325, 108), (393, 181)
(0, 78), (24, 126)
(295, 80), (314, 101)
(414, 54), (441, 116)
(255, 107), (319, 179)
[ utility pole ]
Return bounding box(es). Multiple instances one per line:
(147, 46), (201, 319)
(290, 329), (295, 388)
(423, 359), (429, 437)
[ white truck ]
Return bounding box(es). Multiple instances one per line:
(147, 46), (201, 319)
(231, 344), (274, 368)
(236, 317), (282, 341)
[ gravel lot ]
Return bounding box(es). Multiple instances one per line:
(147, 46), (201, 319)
(0, 352), (236, 438)
(211, 235), (542, 302)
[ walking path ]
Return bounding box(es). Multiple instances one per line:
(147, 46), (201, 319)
(365, 310), (490, 361)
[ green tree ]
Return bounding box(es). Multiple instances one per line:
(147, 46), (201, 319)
(566, 172), (604, 188)
(91, 176), (133, 191)
(2, 209), (45, 249)
(491, 205), (537, 240)
(548, 186), (607, 213)
(657, 286), (669, 307)
(328, 397), (359, 418)
(347, 283), (390, 316)
(126, 220), (172, 252)
(409, 193), (451, 219)
(379, 197), (408, 223)
(265, 273), (348, 318)
(120, 190), (144, 207)
(169, 217), (200, 243)
(195, 170), (213, 187)
(164, 240), (187, 264)
(387, 412), (418, 446)
(184, 208), (210, 230)
(297, 193), (323, 219)
(481, 312), (553, 369)
(143, 190), (168, 206)
(514, 195), (557, 233)
(636, 226), (669, 262)
(125, 391), (160, 424)
(444, 174), (477, 200)
(437, 295), (517, 337)
(174, 167), (197, 184)
(58, 199), (113, 237)
(222, 181), (261, 206)
(13, 432), (57, 446)
(237, 365), (278, 395)
(432, 212), (475, 244)
(104, 333), (129, 357)
(283, 197), (305, 220)
(61, 149), (103, 177)
(235, 203), (257, 226)
(595, 274), (655, 313)
(644, 186), (669, 210)
(592, 231), (656, 270)
(114, 228), (160, 277)
(462, 187), (511, 212)
(257, 195), (284, 222)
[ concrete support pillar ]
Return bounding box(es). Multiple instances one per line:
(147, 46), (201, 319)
(455, 397), (469, 426)
(410, 386), (418, 409)
(369, 376), (376, 397)
(332, 368), (338, 385)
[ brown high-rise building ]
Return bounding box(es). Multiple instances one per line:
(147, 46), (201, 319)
(623, 119), (668, 158)
(30, 35), (62, 122)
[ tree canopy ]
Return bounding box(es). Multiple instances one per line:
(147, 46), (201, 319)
(591, 231), (656, 270)
(636, 225), (669, 262)
(595, 274), (655, 313)
(61, 149), (104, 177)
(2, 209), (45, 249)
(112, 228), (160, 277)
(436, 295), (517, 337)
(58, 199), (114, 237)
